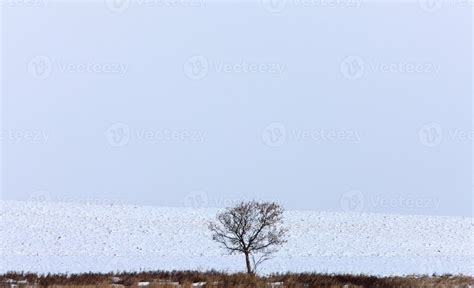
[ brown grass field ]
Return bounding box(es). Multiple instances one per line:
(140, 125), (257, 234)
(1, 271), (473, 288)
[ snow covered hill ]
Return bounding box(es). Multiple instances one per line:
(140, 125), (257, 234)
(1, 201), (472, 276)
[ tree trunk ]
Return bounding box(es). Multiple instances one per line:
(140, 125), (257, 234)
(244, 252), (252, 274)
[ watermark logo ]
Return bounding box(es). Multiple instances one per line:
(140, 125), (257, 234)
(418, 122), (443, 147)
(28, 190), (52, 203)
(184, 55), (209, 80)
(340, 190), (365, 212)
(262, 122), (287, 147)
(184, 191), (209, 209)
(105, 123), (131, 147)
(340, 56), (365, 80)
(261, 0), (287, 13)
(418, 123), (473, 147)
(105, 0), (130, 13)
(28, 56), (52, 80)
(419, 0), (443, 12)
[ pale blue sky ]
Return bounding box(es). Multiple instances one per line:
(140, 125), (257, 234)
(1, 1), (472, 216)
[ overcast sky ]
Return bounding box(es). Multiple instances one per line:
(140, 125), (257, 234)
(0, 1), (472, 216)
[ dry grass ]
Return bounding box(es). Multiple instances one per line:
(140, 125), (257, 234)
(1, 271), (472, 288)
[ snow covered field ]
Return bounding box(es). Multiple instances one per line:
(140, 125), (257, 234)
(1, 200), (472, 276)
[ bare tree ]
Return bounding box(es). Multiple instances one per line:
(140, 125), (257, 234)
(208, 201), (288, 274)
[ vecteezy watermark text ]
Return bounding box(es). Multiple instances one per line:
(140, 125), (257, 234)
(419, 0), (474, 13)
(29, 191), (127, 205)
(57, 62), (128, 74)
(184, 190), (252, 209)
(371, 195), (440, 210)
(0, 130), (49, 143)
(340, 56), (441, 80)
(213, 61), (285, 74)
(340, 190), (440, 213)
(262, 122), (362, 147)
(105, 123), (207, 147)
(0, 0), (48, 6)
(183, 55), (285, 80)
(135, 129), (206, 142)
(105, 0), (205, 13)
(261, 0), (362, 14)
(28, 56), (128, 80)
